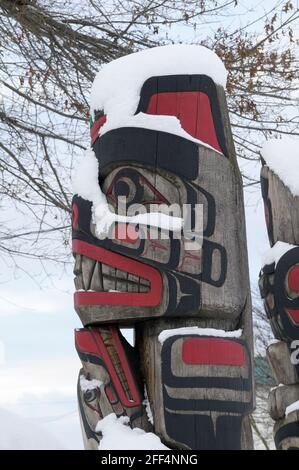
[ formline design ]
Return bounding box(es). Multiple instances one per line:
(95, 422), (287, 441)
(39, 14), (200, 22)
(72, 46), (256, 450)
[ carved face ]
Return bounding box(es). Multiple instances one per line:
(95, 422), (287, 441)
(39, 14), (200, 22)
(259, 247), (299, 342)
(72, 74), (249, 327)
(75, 327), (150, 449)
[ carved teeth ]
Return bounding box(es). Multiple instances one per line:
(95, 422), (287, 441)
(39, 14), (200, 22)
(74, 273), (84, 291)
(82, 256), (96, 291)
(73, 254), (82, 275)
(90, 261), (104, 291)
(74, 254), (150, 293)
(102, 264), (116, 292)
(128, 274), (139, 292)
(73, 254), (84, 290)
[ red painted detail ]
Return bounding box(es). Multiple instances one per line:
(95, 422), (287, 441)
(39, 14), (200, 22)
(73, 239), (162, 306)
(90, 115), (107, 145)
(146, 91), (222, 153)
(75, 328), (141, 407)
(105, 386), (117, 403)
(287, 265), (299, 293)
(178, 244), (201, 270)
(286, 309), (299, 324)
(72, 203), (79, 230)
(115, 223), (139, 245)
(264, 204), (269, 227)
(75, 329), (99, 356)
(182, 337), (245, 366)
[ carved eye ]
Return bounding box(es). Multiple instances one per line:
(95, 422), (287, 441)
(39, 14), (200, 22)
(84, 389), (97, 403)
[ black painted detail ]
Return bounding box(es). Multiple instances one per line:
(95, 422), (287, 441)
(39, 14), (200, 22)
(161, 334), (253, 449)
(202, 239), (227, 287)
(77, 374), (101, 443)
(260, 174), (274, 247)
(93, 127), (199, 181)
(169, 272), (201, 316)
(161, 335), (252, 392)
(190, 182), (216, 237)
(274, 421), (299, 449)
(164, 412), (243, 450)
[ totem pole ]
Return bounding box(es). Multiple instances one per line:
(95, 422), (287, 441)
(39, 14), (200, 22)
(72, 45), (254, 450)
(259, 141), (299, 449)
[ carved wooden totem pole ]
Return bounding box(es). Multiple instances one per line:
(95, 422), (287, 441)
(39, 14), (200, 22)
(72, 45), (254, 450)
(259, 143), (299, 449)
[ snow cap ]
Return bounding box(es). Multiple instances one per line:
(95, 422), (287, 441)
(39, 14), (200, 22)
(90, 44), (227, 118)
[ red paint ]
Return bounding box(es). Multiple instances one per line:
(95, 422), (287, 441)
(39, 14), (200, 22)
(73, 239), (162, 306)
(287, 309), (299, 324)
(72, 203), (79, 230)
(115, 223), (139, 244)
(146, 91), (222, 153)
(287, 265), (299, 293)
(90, 115), (107, 144)
(182, 337), (245, 366)
(75, 328), (141, 407)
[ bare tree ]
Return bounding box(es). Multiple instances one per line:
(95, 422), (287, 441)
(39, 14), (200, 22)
(0, 0), (298, 266)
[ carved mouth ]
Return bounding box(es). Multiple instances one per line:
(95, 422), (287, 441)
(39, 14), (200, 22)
(72, 239), (162, 307)
(74, 253), (150, 293)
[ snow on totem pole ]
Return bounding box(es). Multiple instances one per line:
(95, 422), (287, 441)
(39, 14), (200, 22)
(72, 45), (254, 450)
(259, 138), (299, 450)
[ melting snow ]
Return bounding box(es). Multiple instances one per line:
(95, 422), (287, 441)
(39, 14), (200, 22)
(262, 241), (296, 267)
(80, 375), (103, 392)
(285, 399), (299, 417)
(72, 149), (183, 238)
(158, 327), (242, 344)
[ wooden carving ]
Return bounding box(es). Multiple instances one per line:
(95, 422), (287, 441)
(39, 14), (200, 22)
(72, 49), (254, 449)
(259, 161), (299, 449)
